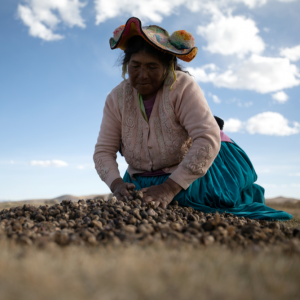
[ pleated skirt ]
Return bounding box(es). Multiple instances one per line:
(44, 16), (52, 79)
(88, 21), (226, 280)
(123, 141), (292, 220)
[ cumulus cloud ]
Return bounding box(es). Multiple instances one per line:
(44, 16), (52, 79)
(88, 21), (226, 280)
(223, 112), (300, 136)
(224, 118), (243, 132)
(94, 0), (286, 25)
(17, 0), (86, 41)
(208, 92), (221, 103)
(272, 91), (289, 103)
(280, 45), (300, 62)
(246, 112), (300, 136)
(94, 0), (188, 24)
(30, 159), (68, 167)
(197, 14), (265, 57)
(187, 55), (300, 94)
(289, 172), (300, 177)
(17, 0), (296, 40)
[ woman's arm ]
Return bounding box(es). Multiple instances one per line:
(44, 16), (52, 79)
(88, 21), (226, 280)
(93, 91), (123, 189)
(169, 73), (221, 189)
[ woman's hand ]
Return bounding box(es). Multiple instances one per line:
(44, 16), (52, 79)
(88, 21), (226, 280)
(110, 178), (135, 201)
(142, 178), (182, 209)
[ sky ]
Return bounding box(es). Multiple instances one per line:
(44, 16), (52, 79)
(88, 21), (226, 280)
(0, 0), (300, 201)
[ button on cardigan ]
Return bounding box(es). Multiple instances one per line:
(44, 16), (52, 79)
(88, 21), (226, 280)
(93, 71), (221, 190)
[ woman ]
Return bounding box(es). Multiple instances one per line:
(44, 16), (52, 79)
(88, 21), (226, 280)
(94, 17), (292, 221)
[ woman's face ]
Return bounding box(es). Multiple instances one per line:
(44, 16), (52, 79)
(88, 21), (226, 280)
(128, 51), (166, 100)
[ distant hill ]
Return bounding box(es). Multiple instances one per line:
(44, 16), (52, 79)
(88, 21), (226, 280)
(265, 196), (300, 204)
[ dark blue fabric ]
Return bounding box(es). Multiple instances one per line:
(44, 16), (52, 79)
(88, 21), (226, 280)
(123, 141), (292, 221)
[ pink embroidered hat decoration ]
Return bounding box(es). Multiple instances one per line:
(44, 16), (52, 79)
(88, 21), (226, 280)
(110, 17), (197, 63)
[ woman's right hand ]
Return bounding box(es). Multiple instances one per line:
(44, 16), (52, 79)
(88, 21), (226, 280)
(110, 178), (135, 201)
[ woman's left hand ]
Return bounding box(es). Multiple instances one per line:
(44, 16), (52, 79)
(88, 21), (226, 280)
(141, 178), (182, 209)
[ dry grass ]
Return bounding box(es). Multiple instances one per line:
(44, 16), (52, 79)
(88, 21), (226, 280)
(268, 202), (300, 228)
(0, 239), (300, 300)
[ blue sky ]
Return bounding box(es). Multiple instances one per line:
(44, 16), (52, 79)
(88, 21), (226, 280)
(1, 0), (300, 200)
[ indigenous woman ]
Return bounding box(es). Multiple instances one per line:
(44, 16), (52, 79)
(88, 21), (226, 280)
(93, 17), (292, 220)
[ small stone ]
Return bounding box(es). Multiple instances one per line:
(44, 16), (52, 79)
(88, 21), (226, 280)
(91, 220), (103, 229)
(170, 222), (182, 231)
(108, 197), (117, 205)
(127, 215), (137, 225)
(147, 208), (156, 217)
(59, 220), (68, 229)
(202, 221), (215, 231)
(138, 224), (154, 234)
(140, 210), (148, 219)
(203, 235), (215, 245)
(122, 225), (137, 234)
(268, 222), (280, 230)
(35, 214), (46, 222)
(149, 201), (156, 209)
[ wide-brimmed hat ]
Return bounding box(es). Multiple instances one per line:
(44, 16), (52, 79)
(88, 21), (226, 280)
(110, 17), (197, 62)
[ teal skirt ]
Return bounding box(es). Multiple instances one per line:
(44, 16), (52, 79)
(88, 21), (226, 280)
(123, 141), (292, 221)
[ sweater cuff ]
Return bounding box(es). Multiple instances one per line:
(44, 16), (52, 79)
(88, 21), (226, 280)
(169, 169), (192, 190)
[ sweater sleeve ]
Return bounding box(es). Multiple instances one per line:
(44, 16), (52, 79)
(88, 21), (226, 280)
(168, 75), (221, 190)
(93, 91), (122, 189)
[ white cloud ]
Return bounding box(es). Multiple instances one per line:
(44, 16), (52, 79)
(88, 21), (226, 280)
(208, 92), (221, 103)
(94, 0), (187, 24)
(289, 172), (300, 177)
(30, 159), (68, 167)
(17, 0), (86, 41)
(280, 45), (300, 62)
(77, 165), (85, 169)
(16, 0), (296, 40)
(237, 101), (253, 107)
(276, 0), (297, 3)
(246, 112), (300, 136)
(256, 168), (270, 173)
(187, 55), (300, 94)
(224, 118), (243, 132)
(197, 14), (265, 57)
(94, 0), (281, 25)
(272, 91), (289, 103)
(223, 112), (300, 136)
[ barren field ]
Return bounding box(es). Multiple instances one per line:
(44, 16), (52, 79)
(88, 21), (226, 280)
(0, 196), (300, 300)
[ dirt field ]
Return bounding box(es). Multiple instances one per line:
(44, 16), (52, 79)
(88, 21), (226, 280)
(0, 200), (299, 300)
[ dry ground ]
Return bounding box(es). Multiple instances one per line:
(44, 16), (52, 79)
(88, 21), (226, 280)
(268, 201), (300, 228)
(0, 239), (300, 300)
(0, 201), (299, 300)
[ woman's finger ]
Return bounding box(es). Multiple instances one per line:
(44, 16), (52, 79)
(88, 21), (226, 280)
(144, 196), (153, 203)
(160, 201), (167, 209)
(154, 201), (160, 208)
(140, 187), (149, 193)
(126, 183), (135, 190)
(114, 193), (123, 201)
(121, 188), (133, 200)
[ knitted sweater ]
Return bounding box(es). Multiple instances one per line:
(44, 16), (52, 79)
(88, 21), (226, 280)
(93, 71), (221, 190)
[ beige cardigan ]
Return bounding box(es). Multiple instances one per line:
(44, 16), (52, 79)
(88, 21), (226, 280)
(93, 71), (221, 190)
